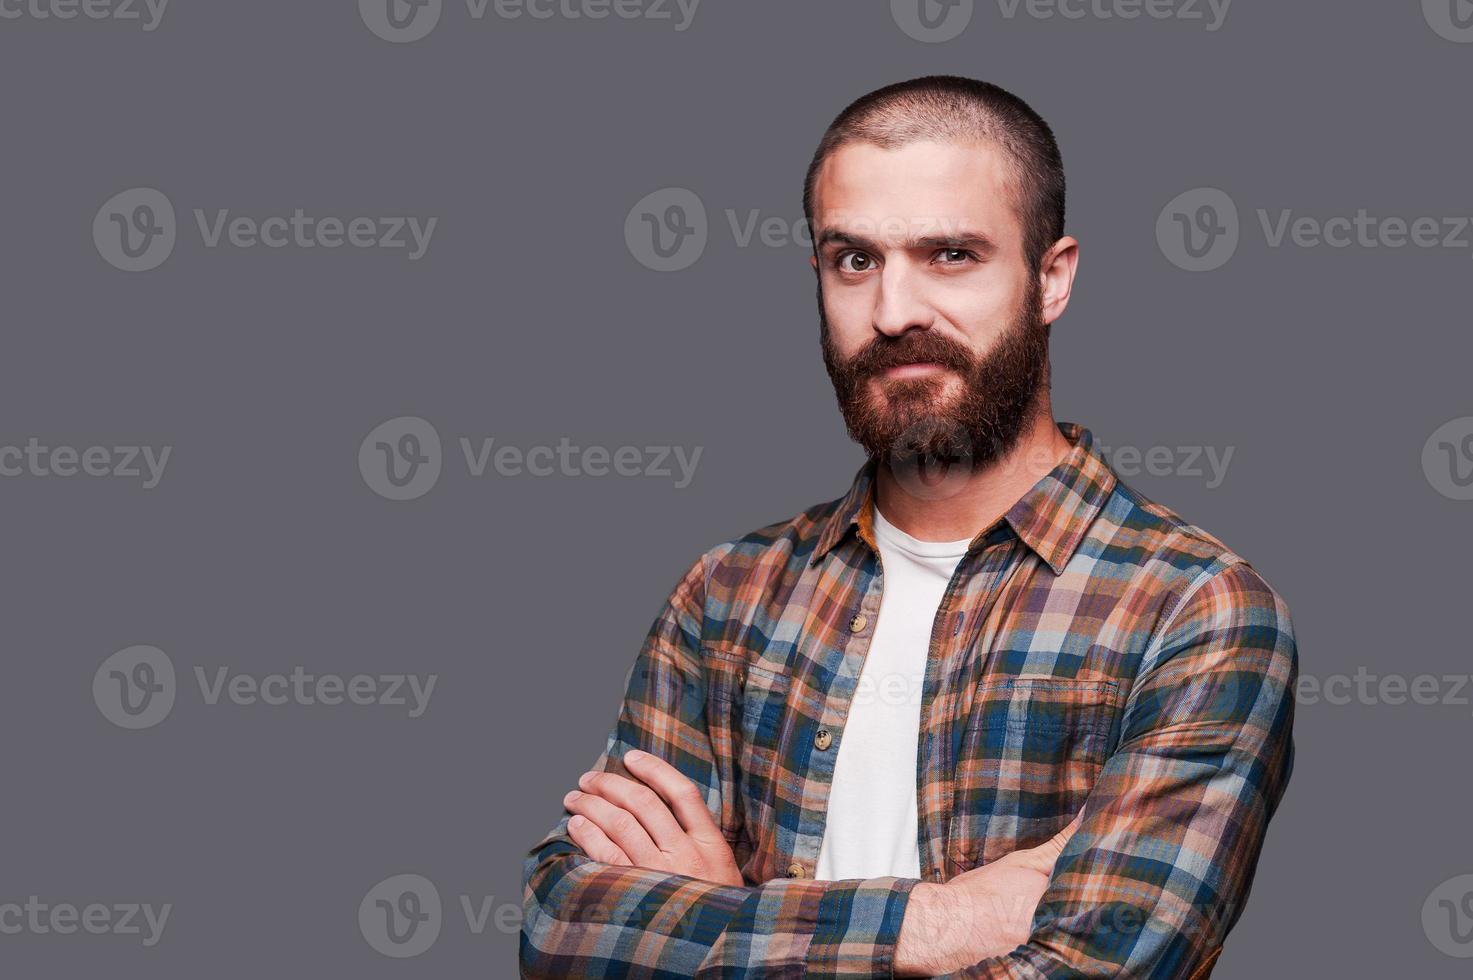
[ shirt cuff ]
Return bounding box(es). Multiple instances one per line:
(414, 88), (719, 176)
(803, 875), (921, 979)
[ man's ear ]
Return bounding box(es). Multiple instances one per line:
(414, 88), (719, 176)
(809, 253), (818, 274)
(1039, 235), (1079, 326)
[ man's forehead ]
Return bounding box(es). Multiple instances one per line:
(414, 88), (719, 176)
(811, 138), (1019, 246)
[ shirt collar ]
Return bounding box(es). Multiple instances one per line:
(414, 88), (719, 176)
(810, 422), (1117, 576)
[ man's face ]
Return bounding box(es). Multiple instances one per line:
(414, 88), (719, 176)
(810, 138), (1050, 465)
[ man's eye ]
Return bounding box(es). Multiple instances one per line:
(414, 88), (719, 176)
(836, 252), (875, 274)
(937, 248), (975, 265)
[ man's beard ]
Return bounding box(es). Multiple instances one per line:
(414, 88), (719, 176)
(819, 279), (1050, 477)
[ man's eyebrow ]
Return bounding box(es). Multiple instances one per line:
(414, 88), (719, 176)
(815, 228), (1000, 254)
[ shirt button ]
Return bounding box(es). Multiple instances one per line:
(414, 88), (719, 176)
(849, 614), (868, 633)
(814, 729), (832, 750)
(787, 862), (807, 878)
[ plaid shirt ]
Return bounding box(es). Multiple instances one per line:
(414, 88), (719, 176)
(520, 422), (1296, 979)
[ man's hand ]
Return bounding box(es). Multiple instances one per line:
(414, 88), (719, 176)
(894, 815), (1082, 977)
(562, 749), (744, 887)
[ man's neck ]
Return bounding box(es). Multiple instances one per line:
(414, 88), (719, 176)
(874, 411), (1073, 543)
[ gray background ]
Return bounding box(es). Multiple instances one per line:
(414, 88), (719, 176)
(2, 0), (1470, 975)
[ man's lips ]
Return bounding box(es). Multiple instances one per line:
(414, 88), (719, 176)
(879, 362), (948, 379)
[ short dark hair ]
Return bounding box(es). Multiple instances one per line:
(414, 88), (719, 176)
(803, 76), (1066, 274)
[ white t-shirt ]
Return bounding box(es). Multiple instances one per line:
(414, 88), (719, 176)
(814, 503), (972, 881)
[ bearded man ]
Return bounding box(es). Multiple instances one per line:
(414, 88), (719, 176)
(520, 75), (1296, 979)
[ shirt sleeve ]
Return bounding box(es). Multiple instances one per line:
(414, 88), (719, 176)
(519, 550), (921, 979)
(948, 559), (1298, 979)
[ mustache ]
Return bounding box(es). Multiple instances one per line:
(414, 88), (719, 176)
(845, 331), (976, 377)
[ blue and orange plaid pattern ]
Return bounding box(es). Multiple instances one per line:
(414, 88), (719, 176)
(520, 422), (1297, 978)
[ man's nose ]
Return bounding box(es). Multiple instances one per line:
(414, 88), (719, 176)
(872, 265), (935, 337)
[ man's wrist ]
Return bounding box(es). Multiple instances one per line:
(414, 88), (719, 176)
(894, 881), (969, 977)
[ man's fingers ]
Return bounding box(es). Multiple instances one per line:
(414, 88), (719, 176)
(564, 790), (662, 866)
(577, 769), (688, 852)
(567, 814), (632, 866)
(1048, 814), (1083, 852)
(621, 750), (723, 842)
(1035, 814), (1085, 864)
(1008, 813), (1084, 875)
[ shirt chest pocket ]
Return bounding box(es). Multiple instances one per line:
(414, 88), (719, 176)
(946, 676), (1122, 875)
(737, 662), (792, 751)
(706, 653), (793, 850)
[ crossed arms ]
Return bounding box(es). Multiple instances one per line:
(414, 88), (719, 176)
(519, 553), (1297, 978)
